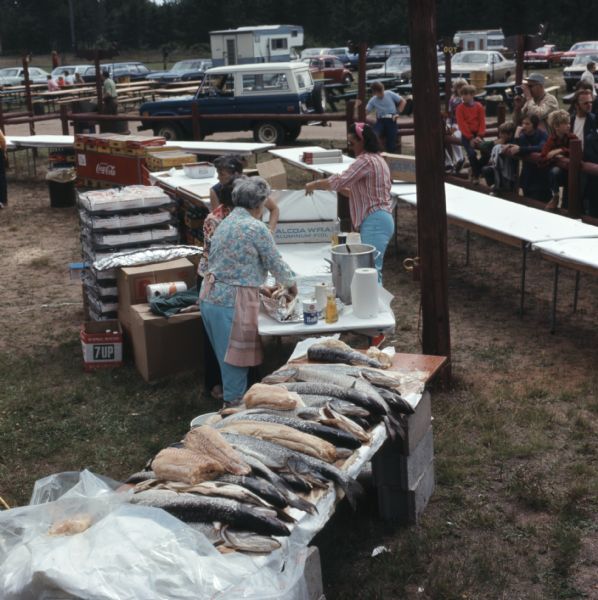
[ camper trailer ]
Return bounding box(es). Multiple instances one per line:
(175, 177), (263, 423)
(210, 25), (304, 66)
(453, 29), (506, 52)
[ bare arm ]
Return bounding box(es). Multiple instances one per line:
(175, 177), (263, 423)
(264, 196), (279, 232)
(209, 188), (219, 211)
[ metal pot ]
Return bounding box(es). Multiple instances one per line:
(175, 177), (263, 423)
(328, 243), (379, 304)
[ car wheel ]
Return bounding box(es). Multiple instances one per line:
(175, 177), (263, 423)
(343, 74), (353, 84)
(155, 122), (182, 141)
(253, 122), (286, 145)
(285, 125), (302, 142)
(311, 84), (326, 113)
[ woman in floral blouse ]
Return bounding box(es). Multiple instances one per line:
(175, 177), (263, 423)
(200, 177), (296, 406)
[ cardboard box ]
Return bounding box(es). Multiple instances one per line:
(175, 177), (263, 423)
(80, 320), (123, 371)
(257, 159), (288, 189)
(380, 152), (416, 183)
(129, 304), (202, 382)
(76, 151), (145, 186)
(117, 258), (197, 330)
(273, 220), (338, 244)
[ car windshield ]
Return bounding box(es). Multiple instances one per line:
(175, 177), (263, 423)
(453, 53), (488, 64)
(301, 48), (328, 58)
(572, 53), (598, 65)
(386, 56), (410, 68)
(571, 42), (598, 51)
(171, 61), (197, 72)
(0, 68), (19, 77)
(535, 47), (549, 54)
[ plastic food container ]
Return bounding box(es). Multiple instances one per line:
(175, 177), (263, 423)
(183, 162), (216, 179)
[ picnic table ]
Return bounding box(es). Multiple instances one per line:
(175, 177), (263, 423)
(323, 82), (356, 111)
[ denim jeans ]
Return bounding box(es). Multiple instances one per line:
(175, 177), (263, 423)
(199, 300), (248, 404)
(375, 118), (398, 153)
(359, 209), (394, 282)
(548, 166), (568, 207)
(461, 137), (482, 176)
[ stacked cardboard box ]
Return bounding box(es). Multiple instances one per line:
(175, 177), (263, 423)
(78, 185), (178, 320)
(145, 147), (196, 172)
(117, 258), (201, 382)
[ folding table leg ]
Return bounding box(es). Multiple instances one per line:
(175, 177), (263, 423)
(393, 202), (399, 255)
(573, 271), (580, 312)
(550, 264), (559, 334)
(519, 242), (528, 316)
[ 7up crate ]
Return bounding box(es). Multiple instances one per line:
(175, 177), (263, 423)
(80, 320), (123, 371)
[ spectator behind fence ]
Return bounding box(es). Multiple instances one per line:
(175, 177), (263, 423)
(541, 110), (578, 211)
(574, 89), (598, 217)
(101, 69), (118, 133)
(445, 78), (468, 173)
(73, 72), (84, 85)
(365, 81), (406, 153)
(505, 115), (550, 202)
(513, 72), (559, 131)
(580, 61), (596, 96)
(46, 75), (59, 91)
(480, 121), (517, 194)
(570, 89), (596, 152)
(455, 84), (486, 184)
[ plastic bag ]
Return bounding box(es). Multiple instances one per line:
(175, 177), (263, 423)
(45, 168), (76, 183)
(0, 470), (310, 600)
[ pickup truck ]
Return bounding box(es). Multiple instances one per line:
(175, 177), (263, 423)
(139, 62), (326, 145)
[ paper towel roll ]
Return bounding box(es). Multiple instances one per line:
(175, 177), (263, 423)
(350, 268), (379, 319)
(146, 281), (188, 303)
(314, 282), (328, 314)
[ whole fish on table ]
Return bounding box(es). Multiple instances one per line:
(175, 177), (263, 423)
(216, 410), (362, 449)
(183, 425), (250, 476)
(216, 420), (339, 463)
(217, 474), (289, 509)
(151, 447), (225, 485)
(307, 343), (386, 369)
(221, 526), (282, 553)
(130, 489), (291, 537)
(221, 433), (363, 509)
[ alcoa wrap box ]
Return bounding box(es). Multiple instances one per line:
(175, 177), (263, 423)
(130, 305), (202, 383)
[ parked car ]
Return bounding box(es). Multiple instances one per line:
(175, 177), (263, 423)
(51, 65), (92, 80)
(563, 51), (598, 91)
(81, 62), (154, 83)
(366, 44), (410, 65)
(561, 41), (598, 66)
(139, 62), (326, 144)
(524, 45), (563, 68)
(438, 51), (515, 83)
(147, 59), (213, 83)
(0, 66), (50, 86)
(300, 48), (332, 60)
(329, 47), (360, 69)
(366, 55), (411, 81)
(302, 55), (353, 84)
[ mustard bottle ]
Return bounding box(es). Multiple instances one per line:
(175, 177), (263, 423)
(325, 287), (338, 323)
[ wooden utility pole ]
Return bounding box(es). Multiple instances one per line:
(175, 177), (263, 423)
(408, 0), (451, 374)
(21, 54), (35, 135)
(357, 42), (367, 122)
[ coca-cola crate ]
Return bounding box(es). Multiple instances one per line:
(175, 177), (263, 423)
(76, 151), (144, 186)
(80, 320), (123, 371)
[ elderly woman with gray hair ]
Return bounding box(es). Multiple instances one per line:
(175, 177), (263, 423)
(200, 176), (297, 406)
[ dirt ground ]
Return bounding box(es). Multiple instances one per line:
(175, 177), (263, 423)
(1, 143), (597, 597)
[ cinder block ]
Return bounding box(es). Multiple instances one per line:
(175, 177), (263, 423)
(304, 545), (326, 600)
(372, 425), (434, 489)
(401, 390), (432, 454)
(376, 459), (435, 524)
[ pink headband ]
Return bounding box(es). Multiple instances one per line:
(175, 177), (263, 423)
(354, 122), (365, 140)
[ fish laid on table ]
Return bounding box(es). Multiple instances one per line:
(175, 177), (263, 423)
(222, 433), (363, 509)
(221, 526), (282, 553)
(130, 489), (291, 537)
(307, 343), (387, 369)
(183, 425), (251, 476)
(236, 452), (317, 515)
(125, 470), (157, 484)
(151, 447), (226, 485)
(243, 382), (304, 410)
(216, 409), (362, 449)
(268, 370), (389, 416)
(217, 474), (289, 509)
(217, 420), (338, 463)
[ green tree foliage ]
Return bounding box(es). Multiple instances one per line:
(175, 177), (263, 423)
(0, 0), (590, 55)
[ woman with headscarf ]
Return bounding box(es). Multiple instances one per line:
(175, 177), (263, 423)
(200, 177), (296, 406)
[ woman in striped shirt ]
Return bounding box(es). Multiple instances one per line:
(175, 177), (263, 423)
(304, 122), (393, 280)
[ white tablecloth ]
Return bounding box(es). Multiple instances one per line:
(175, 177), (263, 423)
(165, 140), (274, 155)
(7, 135), (75, 148)
(532, 237), (598, 271)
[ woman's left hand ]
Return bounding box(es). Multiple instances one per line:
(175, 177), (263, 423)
(305, 181), (316, 196)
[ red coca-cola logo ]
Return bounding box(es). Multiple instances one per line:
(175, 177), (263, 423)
(96, 162), (116, 176)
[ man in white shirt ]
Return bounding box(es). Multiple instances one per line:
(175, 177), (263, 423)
(580, 61), (596, 96)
